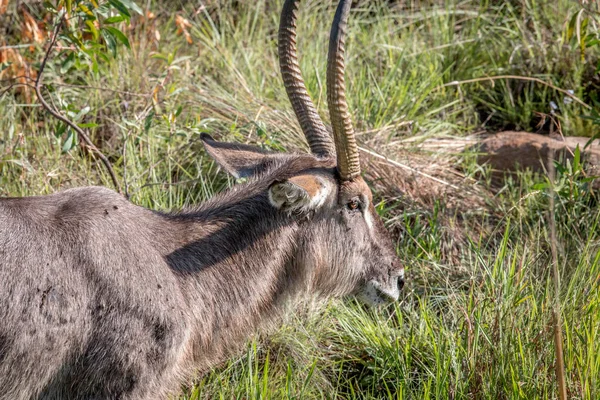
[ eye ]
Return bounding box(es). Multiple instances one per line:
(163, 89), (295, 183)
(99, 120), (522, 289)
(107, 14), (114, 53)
(346, 199), (360, 211)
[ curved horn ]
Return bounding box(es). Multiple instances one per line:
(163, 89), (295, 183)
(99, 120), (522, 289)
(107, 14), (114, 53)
(279, 0), (335, 158)
(327, 0), (360, 181)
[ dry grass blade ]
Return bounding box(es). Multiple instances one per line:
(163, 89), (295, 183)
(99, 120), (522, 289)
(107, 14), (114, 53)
(359, 146), (459, 190)
(175, 15), (193, 44)
(441, 75), (591, 109)
(20, 8), (46, 47)
(547, 152), (568, 400)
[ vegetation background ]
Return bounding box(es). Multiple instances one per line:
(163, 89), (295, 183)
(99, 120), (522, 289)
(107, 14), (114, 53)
(1, 0), (599, 398)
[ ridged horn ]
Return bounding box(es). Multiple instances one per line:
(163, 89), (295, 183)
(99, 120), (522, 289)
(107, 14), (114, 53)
(327, 0), (360, 181)
(279, 0), (335, 158)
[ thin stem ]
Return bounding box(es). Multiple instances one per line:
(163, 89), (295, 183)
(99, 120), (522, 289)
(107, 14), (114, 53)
(547, 152), (568, 400)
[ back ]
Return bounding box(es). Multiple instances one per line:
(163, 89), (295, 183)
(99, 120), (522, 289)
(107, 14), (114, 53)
(0, 187), (190, 399)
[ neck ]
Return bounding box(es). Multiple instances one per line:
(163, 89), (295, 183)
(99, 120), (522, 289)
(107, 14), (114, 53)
(155, 184), (303, 368)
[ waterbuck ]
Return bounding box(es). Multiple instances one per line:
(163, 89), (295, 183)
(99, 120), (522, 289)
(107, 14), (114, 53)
(0, 0), (404, 398)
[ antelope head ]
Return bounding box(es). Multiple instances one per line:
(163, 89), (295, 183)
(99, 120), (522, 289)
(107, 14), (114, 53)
(201, 0), (404, 305)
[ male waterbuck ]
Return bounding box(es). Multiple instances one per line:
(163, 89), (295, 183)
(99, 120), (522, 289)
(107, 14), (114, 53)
(0, 0), (404, 398)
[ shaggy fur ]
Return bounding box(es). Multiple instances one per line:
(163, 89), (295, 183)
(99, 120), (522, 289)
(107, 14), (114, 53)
(0, 146), (403, 399)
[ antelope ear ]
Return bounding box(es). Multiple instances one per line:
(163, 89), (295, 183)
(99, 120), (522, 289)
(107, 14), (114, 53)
(268, 174), (331, 212)
(201, 133), (283, 178)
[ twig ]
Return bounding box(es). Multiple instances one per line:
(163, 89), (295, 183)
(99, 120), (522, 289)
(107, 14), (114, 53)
(0, 75), (35, 84)
(547, 152), (568, 400)
(0, 82), (36, 97)
(34, 16), (121, 193)
(441, 75), (591, 110)
(358, 146), (460, 190)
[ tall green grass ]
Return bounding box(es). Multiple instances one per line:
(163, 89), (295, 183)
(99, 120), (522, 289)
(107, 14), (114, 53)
(1, 0), (599, 398)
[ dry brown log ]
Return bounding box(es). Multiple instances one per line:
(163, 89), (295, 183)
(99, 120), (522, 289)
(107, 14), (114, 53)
(473, 131), (600, 178)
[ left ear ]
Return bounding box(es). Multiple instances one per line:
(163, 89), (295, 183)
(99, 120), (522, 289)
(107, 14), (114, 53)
(201, 133), (287, 178)
(268, 174), (332, 213)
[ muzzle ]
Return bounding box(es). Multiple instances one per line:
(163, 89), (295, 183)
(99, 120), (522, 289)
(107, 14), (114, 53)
(358, 269), (404, 306)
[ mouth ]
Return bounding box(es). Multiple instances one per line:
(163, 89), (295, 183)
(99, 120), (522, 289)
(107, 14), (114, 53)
(357, 273), (404, 306)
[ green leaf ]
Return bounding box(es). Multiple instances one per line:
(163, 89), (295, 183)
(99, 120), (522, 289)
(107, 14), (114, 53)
(566, 11), (579, 42)
(174, 105), (183, 117)
(1, 159), (34, 173)
(91, 55), (99, 75)
(78, 122), (99, 128)
(171, 56), (192, 65)
(119, 0), (143, 15)
(584, 132), (600, 150)
(95, 3), (112, 18)
(62, 130), (77, 153)
(108, 0), (131, 18)
(144, 111), (155, 133)
(585, 37), (599, 48)
(55, 122), (67, 138)
(73, 106), (91, 121)
(61, 31), (84, 49)
(573, 145), (581, 172)
(91, 47), (111, 62)
(77, 3), (95, 17)
(150, 53), (168, 61)
(43, 1), (56, 11)
(554, 161), (566, 175)
(85, 20), (99, 41)
(60, 52), (76, 74)
(104, 27), (130, 49)
(104, 15), (127, 24)
(101, 28), (118, 57)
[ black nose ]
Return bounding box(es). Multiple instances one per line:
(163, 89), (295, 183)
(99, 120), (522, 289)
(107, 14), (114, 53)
(397, 275), (405, 291)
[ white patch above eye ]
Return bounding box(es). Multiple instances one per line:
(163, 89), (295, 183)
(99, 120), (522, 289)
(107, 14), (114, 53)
(363, 208), (374, 231)
(359, 196), (374, 231)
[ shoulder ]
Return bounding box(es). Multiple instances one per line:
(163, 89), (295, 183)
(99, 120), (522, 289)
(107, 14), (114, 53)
(53, 186), (144, 222)
(59, 186), (124, 202)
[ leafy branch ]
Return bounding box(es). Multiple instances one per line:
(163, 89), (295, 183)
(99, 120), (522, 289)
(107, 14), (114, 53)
(11, 0), (146, 193)
(34, 13), (121, 192)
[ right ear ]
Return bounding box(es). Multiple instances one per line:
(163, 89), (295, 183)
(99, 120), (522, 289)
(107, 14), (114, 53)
(201, 133), (286, 178)
(268, 174), (332, 213)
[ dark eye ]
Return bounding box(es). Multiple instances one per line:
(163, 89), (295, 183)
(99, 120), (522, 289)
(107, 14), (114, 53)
(346, 199), (360, 211)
